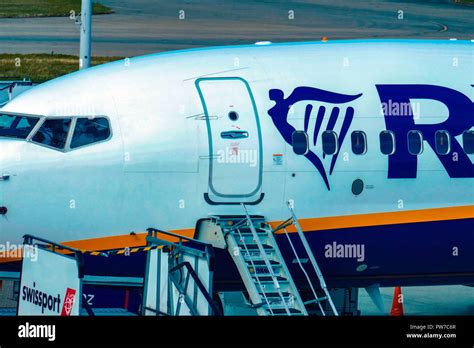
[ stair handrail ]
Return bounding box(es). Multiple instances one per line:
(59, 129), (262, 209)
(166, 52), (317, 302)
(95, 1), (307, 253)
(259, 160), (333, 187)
(283, 202), (339, 316)
(279, 225), (327, 315)
(241, 203), (292, 315)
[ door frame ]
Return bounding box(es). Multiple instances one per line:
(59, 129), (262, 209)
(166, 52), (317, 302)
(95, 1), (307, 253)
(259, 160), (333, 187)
(195, 77), (264, 204)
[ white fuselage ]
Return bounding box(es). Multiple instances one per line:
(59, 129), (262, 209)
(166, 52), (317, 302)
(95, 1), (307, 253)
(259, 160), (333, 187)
(0, 40), (473, 257)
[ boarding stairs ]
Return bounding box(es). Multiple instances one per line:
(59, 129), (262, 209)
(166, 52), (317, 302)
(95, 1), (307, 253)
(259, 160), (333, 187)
(212, 203), (338, 316)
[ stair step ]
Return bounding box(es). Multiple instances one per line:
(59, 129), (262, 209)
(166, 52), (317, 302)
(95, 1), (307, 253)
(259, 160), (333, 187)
(233, 228), (268, 235)
(239, 226), (267, 231)
(260, 292), (292, 298)
(252, 275), (287, 282)
(247, 260), (280, 266)
(212, 215), (265, 220)
(248, 266), (282, 276)
(267, 308), (303, 315)
(239, 244), (273, 250)
(212, 215), (266, 228)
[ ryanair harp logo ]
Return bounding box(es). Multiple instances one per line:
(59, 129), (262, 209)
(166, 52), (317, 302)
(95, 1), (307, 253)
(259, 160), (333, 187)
(268, 87), (363, 190)
(268, 84), (474, 190)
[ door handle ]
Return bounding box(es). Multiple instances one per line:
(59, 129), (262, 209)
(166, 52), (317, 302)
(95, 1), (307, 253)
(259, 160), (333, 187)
(220, 131), (249, 139)
(0, 175), (10, 181)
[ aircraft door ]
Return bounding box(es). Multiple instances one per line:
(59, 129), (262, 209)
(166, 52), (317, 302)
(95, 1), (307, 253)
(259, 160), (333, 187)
(196, 77), (263, 205)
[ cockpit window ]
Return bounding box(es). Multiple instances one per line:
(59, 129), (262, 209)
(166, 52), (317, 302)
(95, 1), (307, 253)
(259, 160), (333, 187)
(70, 117), (111, 149)
(0, 114), (40, 139)
(32, 118), (72, 150)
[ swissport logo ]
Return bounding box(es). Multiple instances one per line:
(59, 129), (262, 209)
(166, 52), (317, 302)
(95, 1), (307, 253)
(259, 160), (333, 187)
(60, 288), (76, 316)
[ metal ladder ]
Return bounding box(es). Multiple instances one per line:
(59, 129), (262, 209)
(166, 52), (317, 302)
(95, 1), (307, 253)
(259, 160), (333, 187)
(272, 202), (338, 316)
(214, 203), (307, 316)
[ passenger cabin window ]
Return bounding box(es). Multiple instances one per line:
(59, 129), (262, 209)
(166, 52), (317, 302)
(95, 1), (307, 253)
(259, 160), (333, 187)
(351, 131), (367, 155)
(32, 118), (71, 150)
(463, 130), (474, 154)
(379, 130), (395, 155)
(292, 131), (309, 155)
(407, 130), (423, 155)
(322, 130), (338, 155)
(71, 117), (111, 149)
(435, 130), (450, 155)
(0, 114), (40, 139)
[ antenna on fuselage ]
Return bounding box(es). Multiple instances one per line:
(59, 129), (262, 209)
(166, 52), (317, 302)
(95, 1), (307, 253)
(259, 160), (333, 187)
(79, 0), (92, 70)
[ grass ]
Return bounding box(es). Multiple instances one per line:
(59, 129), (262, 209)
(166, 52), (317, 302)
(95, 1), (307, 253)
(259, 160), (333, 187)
(0, 0), (113, 18)
(0, 54), (122, 83)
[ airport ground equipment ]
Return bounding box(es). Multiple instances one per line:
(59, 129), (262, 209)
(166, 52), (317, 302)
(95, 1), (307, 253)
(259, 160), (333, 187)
(3, 231), (221, 316)
(2, 215), (341, 316)
(142, 228), (221, 316)
(210, 203), (338, 316)
(16, 235), (142, 316)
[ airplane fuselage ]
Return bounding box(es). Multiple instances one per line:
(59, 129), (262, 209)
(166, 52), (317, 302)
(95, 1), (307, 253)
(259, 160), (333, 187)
(0, 40), (473, 288)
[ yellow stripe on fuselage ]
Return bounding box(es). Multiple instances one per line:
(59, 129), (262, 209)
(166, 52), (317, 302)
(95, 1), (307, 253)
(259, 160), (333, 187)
(270, 205), (474, 233)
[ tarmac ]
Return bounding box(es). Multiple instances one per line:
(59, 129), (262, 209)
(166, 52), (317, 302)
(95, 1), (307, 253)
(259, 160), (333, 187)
(0, 0), (472, 57)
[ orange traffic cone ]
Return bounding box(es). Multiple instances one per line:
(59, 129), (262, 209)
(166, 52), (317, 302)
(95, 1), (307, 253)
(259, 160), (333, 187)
(390, 286), (404, 316)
